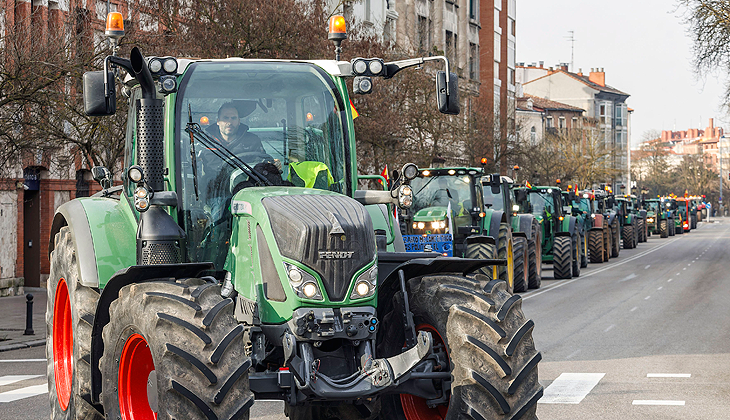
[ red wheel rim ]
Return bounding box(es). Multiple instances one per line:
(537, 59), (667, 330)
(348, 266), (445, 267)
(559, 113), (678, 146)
(400, 324), (450, 420)
(118, 333), (156, 420)
(53, 278), (73, 411)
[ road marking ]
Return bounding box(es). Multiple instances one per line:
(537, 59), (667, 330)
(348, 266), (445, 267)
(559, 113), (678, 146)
(657, 286), (663, 290)
(668, 279), (673, 282)
(0, 359), (46, 363)
(676, 273), (680, 276)
(645, 296), (651, 300)
(524, 238), (679, 300)
(566, 349), (581, 359)
(632, 400), (685, 406)
(683, 267), (687, 271)
(647, 373), (691, 378)
(631, 306), (638, 312)
(644, 265), (651, 269)
(0, 375), (42, 386)
(540, 373), (605, 404)
(0, 384), (47, 402)
(604, 324), (615, 332)
(619, 273), (637, 282)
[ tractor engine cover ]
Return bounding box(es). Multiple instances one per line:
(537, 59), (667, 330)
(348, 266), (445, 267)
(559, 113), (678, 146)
(262, 194), (376, 301)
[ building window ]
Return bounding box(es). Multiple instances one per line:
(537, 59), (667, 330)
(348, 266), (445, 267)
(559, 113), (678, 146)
(559, 116), (566, 129)
(598, 101), (612, 125)
(572, 117), (578, 129)
(469, 0), (477, 19)
(546, 117), (554, 128)
(445, 31), (458, 68)
(418, 16), (432, 53)
(469, 42), (479, 80)
(530, 126), (536, 143)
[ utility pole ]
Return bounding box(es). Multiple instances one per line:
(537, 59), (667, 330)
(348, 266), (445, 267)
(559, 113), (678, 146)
(720, 135), (724, 217)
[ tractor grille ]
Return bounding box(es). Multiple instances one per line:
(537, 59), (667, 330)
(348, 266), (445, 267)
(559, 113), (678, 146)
(141, 241), (181, 265)
(263, 194), (376, 301)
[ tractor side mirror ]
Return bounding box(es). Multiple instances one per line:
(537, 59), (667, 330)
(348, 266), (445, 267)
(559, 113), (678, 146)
(436, 71), (460, 115)
(490, 173), (501, 194)
(83, 71), (117, 116)
(91, 166), (112, 189)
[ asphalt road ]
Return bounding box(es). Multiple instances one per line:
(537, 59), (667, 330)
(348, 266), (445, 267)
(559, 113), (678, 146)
(3, 220), (728, 420)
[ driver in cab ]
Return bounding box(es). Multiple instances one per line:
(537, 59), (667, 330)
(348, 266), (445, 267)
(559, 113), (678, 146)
(207, 102), (266, 155)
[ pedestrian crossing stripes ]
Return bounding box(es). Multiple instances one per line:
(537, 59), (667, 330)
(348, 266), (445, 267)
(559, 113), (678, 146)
(0, 375), (47, 403)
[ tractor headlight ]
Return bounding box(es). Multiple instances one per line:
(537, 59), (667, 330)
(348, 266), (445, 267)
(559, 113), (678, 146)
(284, 263), (323, 300)
(398, 185), (413, 208)
(351, 264), (377, 299)
(647, 217), (654, 223)
(417, 222), (425, 229)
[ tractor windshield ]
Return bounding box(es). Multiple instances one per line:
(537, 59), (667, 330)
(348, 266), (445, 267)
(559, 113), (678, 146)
(411, 174), (475, 215)
(175, 61), (348, 267)
(482, 186), (504, 211)
(529, 192), (555, 217)
(646, 201), (659, 212)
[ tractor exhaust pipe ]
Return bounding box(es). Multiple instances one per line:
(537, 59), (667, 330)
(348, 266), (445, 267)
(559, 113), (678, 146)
(129, 47), (185, 265)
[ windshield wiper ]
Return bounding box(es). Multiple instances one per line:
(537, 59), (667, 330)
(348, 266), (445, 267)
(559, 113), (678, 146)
(185, 122), (273, 187)
(188, 105), (200, 200)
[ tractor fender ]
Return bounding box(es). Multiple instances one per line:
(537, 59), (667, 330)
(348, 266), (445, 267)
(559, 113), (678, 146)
(485, 210), (508, 239)
(89, 263), (214, 404)
(590, 213), (605, 230)
(48, 197), (137, 288)
(376, 254), (505, 311)
(607, 212), (617, 227)
(516, 214), (536, 241)
(558, 216), (577, 236)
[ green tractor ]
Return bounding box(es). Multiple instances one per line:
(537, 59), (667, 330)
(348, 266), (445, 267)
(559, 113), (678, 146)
(402, 168), (517, 292)
(628, 195), (648, 243)
(645, 198), (674, 238)
(561, 187), (589, 269)
(482, 174), (543, 293)
(577, 190), (614, 263)
(613, 196), (638, 249)
(45, 18), (542, 420)
(515, 186), (581, 280)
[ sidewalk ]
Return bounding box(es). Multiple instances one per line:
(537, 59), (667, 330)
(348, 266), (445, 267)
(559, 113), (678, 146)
(0, 288), (47, 352)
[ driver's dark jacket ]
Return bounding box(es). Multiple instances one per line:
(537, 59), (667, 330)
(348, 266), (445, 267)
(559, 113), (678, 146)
(204, 124), (266, 155)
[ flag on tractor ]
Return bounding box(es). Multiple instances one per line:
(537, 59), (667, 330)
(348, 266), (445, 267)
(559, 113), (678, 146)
(350, 99), (359, 119)
(525, 180), (533, 189)
(379, 165), (390, 188)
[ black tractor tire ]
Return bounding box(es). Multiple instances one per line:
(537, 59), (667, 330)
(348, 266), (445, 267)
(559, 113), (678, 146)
(46, 227), (104, 420)
(378, 275), (543, 420)
(676, 223), (684, 234)
(496, 222), (513, 285)
(659, 219), (668, 238)
(100, 279), (253, 420)
(637, 219), (646, 243)
(465, 241), (497, 282)
(571, 234), (581, 277)
(588, 230), (604, 263)
(527, 239), (541, 290)
(610, 222), (620, 258)
(553, 236), (573, 280)
(622, 224), (636, 249)
(669, 219), (676, 236)
(580, 234), (588, 268)
(603, 226), (611, 261)
(527, 221), (542, 289)
(513, 237), (528, 293)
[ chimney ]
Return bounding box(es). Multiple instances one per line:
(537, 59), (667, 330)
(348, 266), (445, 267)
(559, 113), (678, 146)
(539, 61), (544, 68)
(589, 68), (605, 86)
(559, 63), (569, 71)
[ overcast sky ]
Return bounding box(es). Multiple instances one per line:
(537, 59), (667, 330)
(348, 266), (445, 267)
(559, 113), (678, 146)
(516, 0), (728, 148)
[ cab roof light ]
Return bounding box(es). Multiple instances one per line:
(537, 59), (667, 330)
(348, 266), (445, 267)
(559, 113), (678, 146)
(105, 12), (125, 39)
(328, 15), (347, 60)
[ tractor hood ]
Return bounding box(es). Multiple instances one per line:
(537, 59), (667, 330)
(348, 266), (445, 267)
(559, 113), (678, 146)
(230, 187), (376, 304)
(413, 207), (449, 222)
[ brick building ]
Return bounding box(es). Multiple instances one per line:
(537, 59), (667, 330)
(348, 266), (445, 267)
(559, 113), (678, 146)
(0, 0), (128, 293)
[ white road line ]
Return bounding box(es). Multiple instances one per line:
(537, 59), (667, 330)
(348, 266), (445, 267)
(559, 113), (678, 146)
(0, 375), (42, 386)
(645, 296), (651, 300)
(647, 373), (691, 378)
(0, 359), (46, 363)
(644, 265), (651, 269)
(668, 279), (673, 282)
(619, 273), (637, 282)
(683, 267), (687, 271)
(657, 286), (663, 290)
(676, 273), (680, 276)
(633, 400), (685, 406)
(523, 238), (679, 300)
(631, 306), (638, 312)
(566, 349), (581, 359)
(0, 384), (47, 403)
(604, 324), (615, 332)
(540, 373), (605, 404)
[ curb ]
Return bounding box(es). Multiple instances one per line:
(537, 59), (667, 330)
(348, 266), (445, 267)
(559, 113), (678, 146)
(0, 339), (46, 353)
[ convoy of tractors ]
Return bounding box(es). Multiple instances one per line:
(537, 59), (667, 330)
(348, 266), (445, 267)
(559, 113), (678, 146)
(44, 12), (709, 420)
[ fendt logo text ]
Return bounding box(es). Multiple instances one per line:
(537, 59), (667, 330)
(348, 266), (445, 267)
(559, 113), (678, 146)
(318, 251), (355, 259)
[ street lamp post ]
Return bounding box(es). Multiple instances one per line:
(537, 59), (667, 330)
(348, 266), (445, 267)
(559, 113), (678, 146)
(720, 135), (724, 218)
